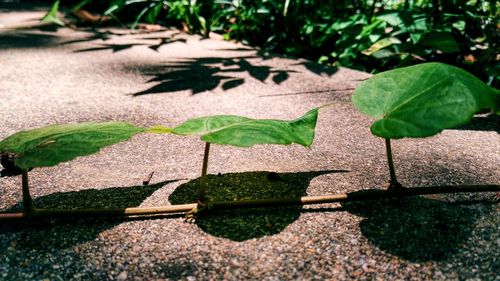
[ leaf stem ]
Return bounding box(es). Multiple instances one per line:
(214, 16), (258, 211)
(199, 142), (211, 203)
(385, 139), (403, 189)
(21, 169), (34, 215)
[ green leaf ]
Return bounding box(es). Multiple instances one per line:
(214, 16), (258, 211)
(104, 0), (125, 15)
(419, 32), (459, 53)
(352, 63), (499, 139)
(145, 3), (163, 23)
(70, 0), (93, 12)
(0, 122), (145, 169)
(494, 91), (500, 115)
(172, 109), (319, 147)
(131, 5), (151, 30)
(362, 37), (401, 56)
(359, 19), (385, 40)
(371, 49), (394, 59)
(452, 20), (466, 31)
(376, 11), (427, 43)
(377, 11), (427, 31)
(376, 12), (404, 26)
(42, 0), (65, 26)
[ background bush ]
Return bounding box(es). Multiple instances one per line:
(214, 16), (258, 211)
(52, 0), (499, 86)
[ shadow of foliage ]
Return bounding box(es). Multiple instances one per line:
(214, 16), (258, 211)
(62, 26), (186, 50)
(5, 180), (176, 212)
(74, 42), (151, 53)
(0, 28), (111, 50)
(150, 262), (199, 279)
(71, 36), (187, 53)
(0, 2), (47, 11)
(131, 56), (297, 96)
(0, 179), (179, 280)
(342, 196), (495, 262)
(169, 170), (347, 241)
(0, 180), (175, 239)
(0, 152), (23, 177)
(61, 29), (116, 45)
(0, 182), (158, 280)
(146, 37), (188, 51)
(453, 114), (500, 133)
(0, 32), (61, 49)
(0, 169), (22, 177)
(294, 61), (339, 77)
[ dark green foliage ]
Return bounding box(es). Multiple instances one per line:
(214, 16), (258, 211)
(47, 0), (498, 86)
(209, 0), (498, 86)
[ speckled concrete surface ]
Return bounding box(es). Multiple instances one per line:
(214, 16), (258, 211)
(0, 5), (499, 281)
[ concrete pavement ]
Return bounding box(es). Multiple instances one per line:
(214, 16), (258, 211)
(0, 4), (499, 280)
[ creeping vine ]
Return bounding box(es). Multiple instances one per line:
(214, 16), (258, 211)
(0, 63), (499, 221)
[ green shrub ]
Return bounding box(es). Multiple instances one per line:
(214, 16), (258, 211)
(47, 0), (499, 86)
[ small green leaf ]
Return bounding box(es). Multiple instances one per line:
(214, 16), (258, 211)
(172, 109), (319, 147)
(419, 32), (459, 53)
(352, 63), (499, 139)
(452, 20), (466, 31)
(145, 3), (163, 23)
(494, 91), (500, 115)
(104, 0), (125, 15)
(371, 49), (394, 59)
(0, 122), (145, 169)
(362, 37), (401, 56)
(131, 5), (151, 30)
(70, 0), (93, 13)
(42, 0), (65, 26)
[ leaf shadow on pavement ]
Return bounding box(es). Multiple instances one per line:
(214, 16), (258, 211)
(0, 180), (183, 280)
(0, 32), (62, 49)
(293, 60), (339, 77)
(0, 2), (48, 11)
(129, 56), (301, 96)
(0, 28), (104, 50)
(60, 28), (118, 44)
(342, 196), (495, 262)
(0, 180), (177, 249)
(0, 23), (185, 51)
(342, 197), (494, 262)
(168, 170), (348, 241)
(341, 149), (499, 262)
(71, 34), (187, 53)
(452, 113), (500, 133)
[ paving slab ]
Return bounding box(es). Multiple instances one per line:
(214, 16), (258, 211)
(0, 5), (499, 281)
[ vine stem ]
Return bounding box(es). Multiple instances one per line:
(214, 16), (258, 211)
(21, 169), (34, 215)
(199, 142), (211, 203)
(0, 185), (497, 221)
(385, 138), (403, 190)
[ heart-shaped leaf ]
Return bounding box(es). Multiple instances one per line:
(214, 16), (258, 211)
(172, 108), (318, 147)
(352, 62), (499, 139)
(0, 122), (145, 169)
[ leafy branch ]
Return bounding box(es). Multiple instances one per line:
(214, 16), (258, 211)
(0, 63), (498, 221)
(352, 62), (499, 189)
